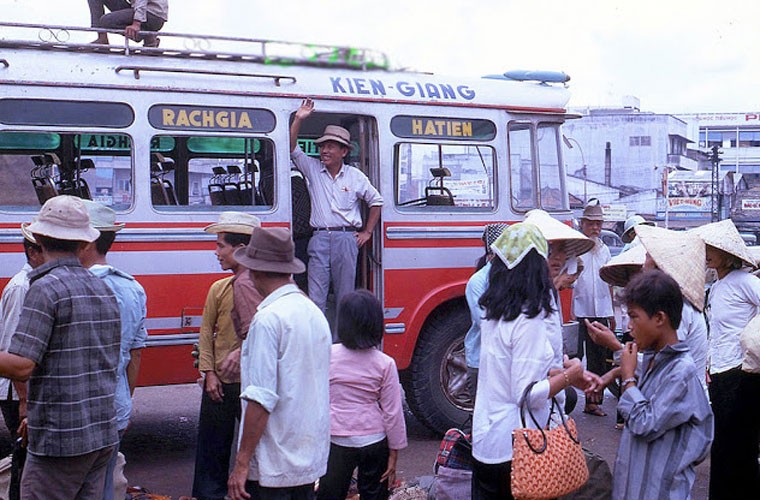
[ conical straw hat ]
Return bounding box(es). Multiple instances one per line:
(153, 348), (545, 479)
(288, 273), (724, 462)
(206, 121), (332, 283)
(524, 209), (594, 257)
(690, 219), (756, 268)
(599, 243), (646, 287)
(636, 225), (706, 311)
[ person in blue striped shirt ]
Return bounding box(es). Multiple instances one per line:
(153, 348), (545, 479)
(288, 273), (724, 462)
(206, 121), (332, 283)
(612, 270), (713, 500)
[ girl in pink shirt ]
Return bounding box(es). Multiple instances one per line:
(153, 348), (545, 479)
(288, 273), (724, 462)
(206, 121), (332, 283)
(317, 290), (407, 500)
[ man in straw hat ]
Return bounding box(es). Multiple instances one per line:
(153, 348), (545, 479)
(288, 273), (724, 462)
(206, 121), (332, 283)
(228, 227), (331, 500)
(573, 200), (615, 416)
(78, 200), (147, 500)
(192, 212), (262, 500)
(290, 98), (383, 319)
(0, 222), (42, 454)
(691, 218), (760, 498)
(0, 195), (121, 498)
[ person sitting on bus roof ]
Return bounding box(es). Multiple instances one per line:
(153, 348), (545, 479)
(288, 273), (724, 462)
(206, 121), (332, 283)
(289, 98), (383, 322)
(88, 0), (168, 48)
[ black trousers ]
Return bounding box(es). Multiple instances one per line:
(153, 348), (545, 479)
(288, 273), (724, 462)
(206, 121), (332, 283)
(708, 367), (760, 499)
(245, 481), (315, 500)
(191, 381), (241, 500)
(471, 459), (513, 500)
(317, 439), (390, 500)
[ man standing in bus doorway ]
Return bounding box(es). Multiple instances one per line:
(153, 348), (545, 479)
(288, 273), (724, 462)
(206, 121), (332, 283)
(192, 212), (262, 500)
(0, 223), (42, 456)
(290, 98), (383, 323)
(78, 201), (148, 500)
(88, 0), (168, 48)
(228, 227), (330, 500)
(0, 195), (120, 498)
(572, 199), (616, 417)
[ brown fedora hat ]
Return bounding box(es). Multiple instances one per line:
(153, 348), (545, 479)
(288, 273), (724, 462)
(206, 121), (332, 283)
(315, 125), (353, 150)
(233, 227), (305, 274)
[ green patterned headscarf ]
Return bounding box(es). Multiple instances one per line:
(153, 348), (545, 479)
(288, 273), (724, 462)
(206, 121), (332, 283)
(491, 222), (548, 269)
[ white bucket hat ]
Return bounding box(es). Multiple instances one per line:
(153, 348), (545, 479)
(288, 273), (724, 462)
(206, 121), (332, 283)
(621, 214), (654, 244)
(524, 209), (594, 257)
(82, 200), (125, 232)
(636, 224), (706, 311)
(204, 212), (261, 235)
(20, 220), (37, 244)
(599, 243), (646, 287)
(690, 219), (756, 268)
(26, 195), (100, 242)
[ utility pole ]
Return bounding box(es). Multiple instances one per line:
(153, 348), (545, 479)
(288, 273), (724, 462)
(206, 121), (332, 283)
(710, 145), (722, 222)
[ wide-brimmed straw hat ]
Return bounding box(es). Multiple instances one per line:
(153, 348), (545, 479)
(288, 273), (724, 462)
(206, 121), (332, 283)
(315, 125), (353, 150)
(20, 221), (37, 244)
(233, 227), (305, 274)
(524, 209), (594, 257)
(690, 219), (756, 268)
(599, 244), (646, 287)
(580, 200), (604, 221)
(26, 195), (100, 242)
(82, 200), (125, 232)
(204, 212), (261, 235)
(621, 215), (654, 244)
(636, 225), (706, 311)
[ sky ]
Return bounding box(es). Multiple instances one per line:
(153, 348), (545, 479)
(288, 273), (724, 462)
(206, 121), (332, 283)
(1, 0), (758, 114)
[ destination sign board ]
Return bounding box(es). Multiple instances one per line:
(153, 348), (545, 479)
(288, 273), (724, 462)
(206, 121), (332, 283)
(149, 105), (276, 133)
(390, 116), (496, 141)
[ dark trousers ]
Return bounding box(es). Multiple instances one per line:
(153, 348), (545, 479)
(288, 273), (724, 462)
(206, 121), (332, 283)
(471, 459), (513, 500)
(708, 367), (760, 499)
(0, 399), (20, 447)
(88, 0), (165, 35)
(577, 316), (612, 376)
(192, 382), (242, 500)
(245, 481), (315, 500)
(317, 440), (390, 500)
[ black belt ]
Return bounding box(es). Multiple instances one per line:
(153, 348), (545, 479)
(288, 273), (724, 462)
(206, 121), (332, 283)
(313, 227), (358, 232)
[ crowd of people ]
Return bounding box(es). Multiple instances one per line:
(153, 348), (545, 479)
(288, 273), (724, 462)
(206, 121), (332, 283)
(0, 99), (758, 500)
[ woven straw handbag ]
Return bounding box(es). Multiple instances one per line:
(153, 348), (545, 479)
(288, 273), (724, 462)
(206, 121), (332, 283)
(511, 382), (589, 500)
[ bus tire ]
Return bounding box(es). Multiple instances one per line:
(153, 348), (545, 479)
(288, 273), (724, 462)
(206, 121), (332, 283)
(403, 303), (472, 435)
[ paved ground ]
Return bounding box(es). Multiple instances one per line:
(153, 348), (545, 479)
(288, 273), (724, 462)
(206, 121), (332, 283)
(0, 384), (709, 499)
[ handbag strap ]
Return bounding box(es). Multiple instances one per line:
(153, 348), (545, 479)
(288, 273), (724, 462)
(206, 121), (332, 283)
(518, 381), (548, 453)
(550, 397), (581, 444)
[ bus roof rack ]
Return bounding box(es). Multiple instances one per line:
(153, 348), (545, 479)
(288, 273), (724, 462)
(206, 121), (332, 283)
(483, 70), (571, 85)
(0, 22), (391, 71)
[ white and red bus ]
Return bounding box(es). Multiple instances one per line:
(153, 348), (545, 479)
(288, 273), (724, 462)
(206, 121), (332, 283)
(0, 23), (574, 433)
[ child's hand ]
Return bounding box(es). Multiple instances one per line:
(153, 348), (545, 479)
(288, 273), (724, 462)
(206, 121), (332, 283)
(620, 342), (638, 380)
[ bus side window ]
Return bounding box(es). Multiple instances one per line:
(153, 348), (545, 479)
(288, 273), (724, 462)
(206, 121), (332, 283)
(508, 122), (536, 211)
(395, 142), (495, 209)
(537, 123), (567, 211)
(0, 131), (133, 210)
(150, 135), (275, 210)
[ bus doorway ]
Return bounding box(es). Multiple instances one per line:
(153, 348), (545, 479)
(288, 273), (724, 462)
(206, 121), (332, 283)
(290, 111), (382, 321)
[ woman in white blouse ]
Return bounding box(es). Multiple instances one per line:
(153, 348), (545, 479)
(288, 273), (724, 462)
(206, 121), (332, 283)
(471, 223), (598, 500)
(695, 219), (760, 499)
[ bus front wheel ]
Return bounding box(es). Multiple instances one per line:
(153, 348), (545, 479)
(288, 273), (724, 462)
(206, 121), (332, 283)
(402, 304), (472, 435)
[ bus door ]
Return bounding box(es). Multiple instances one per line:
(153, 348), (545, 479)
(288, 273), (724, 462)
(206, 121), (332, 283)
(290, 111), (381, 301)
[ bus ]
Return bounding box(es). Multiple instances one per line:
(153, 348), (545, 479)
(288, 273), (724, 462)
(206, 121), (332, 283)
(0, 23), (574, 434)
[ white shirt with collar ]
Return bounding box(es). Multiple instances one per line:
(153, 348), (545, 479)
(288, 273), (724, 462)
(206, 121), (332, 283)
(572, 239), (613, 318)
(707, 269), (760, 374)
(0, 264), (32, 400)
(239, 283), (332, 487)
(291, 146), (383, 229)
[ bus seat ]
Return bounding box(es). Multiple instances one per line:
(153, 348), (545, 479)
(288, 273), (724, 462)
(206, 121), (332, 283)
(162, 179), (178, 205)
(32, 176), (59, 204)
(151, 177), (169, 205)
(208, 166), (227, 205)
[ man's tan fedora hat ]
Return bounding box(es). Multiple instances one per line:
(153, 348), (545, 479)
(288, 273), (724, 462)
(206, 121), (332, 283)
(599, 243), (646, 287)
(315, 125), (353, 150)
(524, 209), (595, 257)
(26, 195), (100, 242)
(82, 200), (125, 232)
(636, 224), (706, 311)
(204, 212), (261, 235)
(233, 227), (305, 274)
(580, 200), (604, 221)
(690, 219), (756, 268)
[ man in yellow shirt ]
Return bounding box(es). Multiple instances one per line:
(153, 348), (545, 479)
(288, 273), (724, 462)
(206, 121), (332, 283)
(192, 212), (261, 500)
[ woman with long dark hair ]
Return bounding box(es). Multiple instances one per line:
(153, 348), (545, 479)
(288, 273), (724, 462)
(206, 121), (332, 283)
(471, 223), (597, 499)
